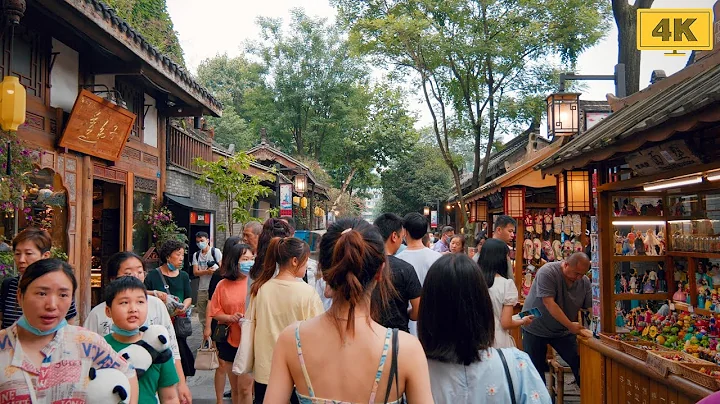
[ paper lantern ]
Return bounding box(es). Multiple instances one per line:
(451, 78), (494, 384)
(558, 170), (591, 213)
(504, 188), (525, 218)
(0, 76), (26, 132)
(546, 92), (580, 139)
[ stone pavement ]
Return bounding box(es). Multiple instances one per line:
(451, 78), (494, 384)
(186, 313), (231, 403)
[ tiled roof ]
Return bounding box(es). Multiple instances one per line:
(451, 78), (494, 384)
(69, 0), (222, 115)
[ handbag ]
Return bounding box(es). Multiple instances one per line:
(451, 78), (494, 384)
(175, 315), (193, 338)
(497, 348), (517, 404)
(212, 323), (229, 343)
(195, 338), (220, 370)
(232, 297), (256, 375)
(155, 268), (184, 316)
(383, 329), (404, 404)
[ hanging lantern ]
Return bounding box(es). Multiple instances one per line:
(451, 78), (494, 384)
(504, 187), (526, 218)
(475, 201), (488, 222)
(0, 76), (26, 132)
(294, 173), (307, 195)
(546, 92), (580, 140)
(423, 206), (430, 216)
(468, 201), (477, 222)
(292, 196), (300, 205)
(558, 170), (591, 214)
(300, 197), (308, 209)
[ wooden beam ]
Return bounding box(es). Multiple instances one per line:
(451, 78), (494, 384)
(157, 106), (205, 118)
(78, 156), (93, 323)
(158, 118), (167, 204)
(125, 172), (134, 250)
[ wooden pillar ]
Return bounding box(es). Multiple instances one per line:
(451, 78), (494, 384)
(125, 172), (134, 251)
(78, 155), (93, 322)
(599, 190), (614, 333)
(309, 184), (315, 230)
(514, 224), (524, 293)
(158, 118), (167, 204)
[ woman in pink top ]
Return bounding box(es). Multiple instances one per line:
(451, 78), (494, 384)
(210, 243), (254, 404)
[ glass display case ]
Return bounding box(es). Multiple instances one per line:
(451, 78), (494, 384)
(668, 192), (720, 253)
(611, 220), (666, 256)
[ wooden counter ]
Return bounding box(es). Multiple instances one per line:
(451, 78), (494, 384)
(579, 337), (714, 404)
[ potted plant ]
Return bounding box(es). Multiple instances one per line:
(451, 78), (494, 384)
(144, 203), (188, 248)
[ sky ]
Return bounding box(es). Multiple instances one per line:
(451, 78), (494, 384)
(167, 0), (717, 138)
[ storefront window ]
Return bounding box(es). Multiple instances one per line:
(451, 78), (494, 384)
(132, 192), (153, 256)
(19, 168), (68, 254)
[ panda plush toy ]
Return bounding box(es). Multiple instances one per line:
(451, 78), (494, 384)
(136, 324), (173, 364)
(119, 344), (153, 378)
(87, 367), (131, 403)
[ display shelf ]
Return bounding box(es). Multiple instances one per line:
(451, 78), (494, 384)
(668, 251), (720, 260)
(610, 216), (666, 223)
(672, 301), (715, 317)
(613, 292), (670, 301)
(611, 255), (667, 262)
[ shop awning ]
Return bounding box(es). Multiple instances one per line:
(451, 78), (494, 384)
(465, 144), (560, 202)
(164, 193), (214, 213)
(535, 51), (720, 175)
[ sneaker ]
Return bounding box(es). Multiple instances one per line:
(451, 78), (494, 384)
(223, 390), (232, 398)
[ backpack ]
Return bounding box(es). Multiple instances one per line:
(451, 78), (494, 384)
(194, 247), (220, 267)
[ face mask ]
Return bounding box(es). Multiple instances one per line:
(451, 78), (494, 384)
(239, 261), (254, 274)
(167, 262), (178, 271)
(111, 323), (142, 337)
(17, 315), (68, 336)
(197, 241), (208, 250)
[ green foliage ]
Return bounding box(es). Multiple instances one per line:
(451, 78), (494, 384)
(50, 247), (68, 262)
(380, 143), (453, 215)
(0, 251), (15, 278)
(0, 131), (39, 212)
(144, 204), (188, 248)
(104, 0), (185, 66)
(193, 153), (272, 235)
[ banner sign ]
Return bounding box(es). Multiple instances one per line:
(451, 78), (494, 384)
(430, 210), (438, 228)
(280, 183), (293, 216)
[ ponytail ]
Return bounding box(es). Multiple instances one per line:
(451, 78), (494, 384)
(251, 236), (309, 296)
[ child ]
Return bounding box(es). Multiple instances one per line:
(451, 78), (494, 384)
(104, 276), (180, 404)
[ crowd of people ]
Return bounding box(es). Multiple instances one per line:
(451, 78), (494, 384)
(0, 212), (597, 403)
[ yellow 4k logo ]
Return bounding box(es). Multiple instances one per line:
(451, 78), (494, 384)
(637, 9), (713, 54)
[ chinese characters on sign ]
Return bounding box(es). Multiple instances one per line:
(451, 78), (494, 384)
(58, 90), (136, 161)
(430, 210), (438, 228)
(279, 183), (293, 217)
(625, 140), (701, 176)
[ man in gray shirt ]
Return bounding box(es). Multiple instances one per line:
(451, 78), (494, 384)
(521, 252), (591, 385)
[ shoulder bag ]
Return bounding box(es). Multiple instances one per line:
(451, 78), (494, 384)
(497, 348), (517, 404)
(383, 328), (403, 404)
(156, 268), (193, 338)
(212, 323), (229, 343)
(195, 337), (220, 370)
(232, 296), (256, 375)
(155, 268), (184, 317)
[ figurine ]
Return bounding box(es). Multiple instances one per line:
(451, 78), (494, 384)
(712, 265), (720, 287)
(705, 290), (713, 310)
(644, 229), (661, 256)
(634, 232), (646, 255)
(673, 282), (686, 302)
(621, 274), (629, 293)
(615, 232), (624, 255)
(657, 263), (667, 292)
(629, 269), (638, 294)
(643, 269), (656, 294)
(615, 273), (622, 294)
(699, 289), (706, 310)
(613, 201), (621, 216)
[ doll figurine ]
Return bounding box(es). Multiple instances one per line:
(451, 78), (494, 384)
(615, 273), (622, 294)
(615, 304), (626, 328)
(629, 270), (638, 293)
(705, 291), (713, 310)
(621, 274), (629, 293)
(673, 282), (686, 302)
(634, 232), (646, 256)
(615, 232), (624, 255)
(643, 271), (656, 294)
(657, 263), (667, 292)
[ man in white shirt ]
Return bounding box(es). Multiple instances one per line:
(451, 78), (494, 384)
(397, 212), (442, 335)
(192, 231), (222, 333)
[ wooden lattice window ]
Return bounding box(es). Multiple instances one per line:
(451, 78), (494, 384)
(0, 25), (48, 103)
(116, 79), (144, 139)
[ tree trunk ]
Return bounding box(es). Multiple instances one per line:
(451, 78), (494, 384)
(331, 167), (357, 210)
(472, 124), (482, 189)
(479, 55), (496, 185)
(612, 0), (655, 96)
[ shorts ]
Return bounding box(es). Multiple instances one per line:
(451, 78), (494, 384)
(217, 340), (239, 362)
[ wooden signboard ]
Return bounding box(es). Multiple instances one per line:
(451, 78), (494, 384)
(58, 89), (136, 162)
(625, 139), (701, 176)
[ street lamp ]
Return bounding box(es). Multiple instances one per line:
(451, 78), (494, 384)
(294, 173), (307, 195)
(504, 187), (526, 218)
(557, 170), (591, 214)
(475, 201), (488, 223)
(546, 92), (580, 140)
(423, 206), (430, 216)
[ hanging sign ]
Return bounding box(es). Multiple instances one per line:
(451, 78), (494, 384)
(58, 89), (136, 162)
(430, 210), (438, 228)
(280, 183), (293, 216)
(625, 139), (701, 176)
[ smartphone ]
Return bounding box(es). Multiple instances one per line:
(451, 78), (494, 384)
(517, 307), (542, 319)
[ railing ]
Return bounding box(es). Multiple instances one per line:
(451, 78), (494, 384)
(167, 125), (212, 174)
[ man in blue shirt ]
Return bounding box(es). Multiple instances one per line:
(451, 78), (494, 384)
(432, 226), (455, 253)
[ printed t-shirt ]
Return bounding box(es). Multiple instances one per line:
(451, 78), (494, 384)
(0, 324), (135, 402)
(372, 255), (422, 332)
(84, 294), (181, 360)
(209, 277), (249, 347)
(105, 334), (179, 404)
(253, 278), (323, 384)
(522, 261), (591, 338)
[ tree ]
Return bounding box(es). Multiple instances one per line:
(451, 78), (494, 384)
(381, 143), (453, 215)
(612, 0), (655, 96)
(193, 153), (273, 235)
(104, 0), (185, 65)
(334, 0), (610, 228)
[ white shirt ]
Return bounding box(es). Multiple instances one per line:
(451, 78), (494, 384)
(83, 294), (181, 360)
(193, 247), (222, 291)
(396, 247), (442, 335)
(488, 276), (519, 348)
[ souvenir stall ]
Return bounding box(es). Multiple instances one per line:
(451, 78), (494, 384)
(536, 50), (720, 402)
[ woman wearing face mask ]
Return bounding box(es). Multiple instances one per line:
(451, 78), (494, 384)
(251, 237), (323, 404)
(209, 243), (254, 404)
(0, 259), (139, 402)
(1, 227), (77, 328)
(144, 240), (195, 378)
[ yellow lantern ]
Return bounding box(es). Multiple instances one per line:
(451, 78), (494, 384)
(314, 206), (321, 217)
(300, 197), (308, 209)
(292, 196), (300, 205)
(0, 76), (26, 131)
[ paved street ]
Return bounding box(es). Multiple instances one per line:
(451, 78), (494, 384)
(186, 314), (232, 403)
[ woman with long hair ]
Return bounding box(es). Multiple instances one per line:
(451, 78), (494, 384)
(251, 236), (323, 404)
(209, 243), (254, 404)
(0, 259), (139, 402)
(247, 219), (293, 306)
(478, 238), (532, 348)
(419, 254), (549, 403)
(204, 236), (243, 403)
(265, 218), (433, 403)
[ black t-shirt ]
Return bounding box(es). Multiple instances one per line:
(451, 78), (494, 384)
(372, 255), (422, 332)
